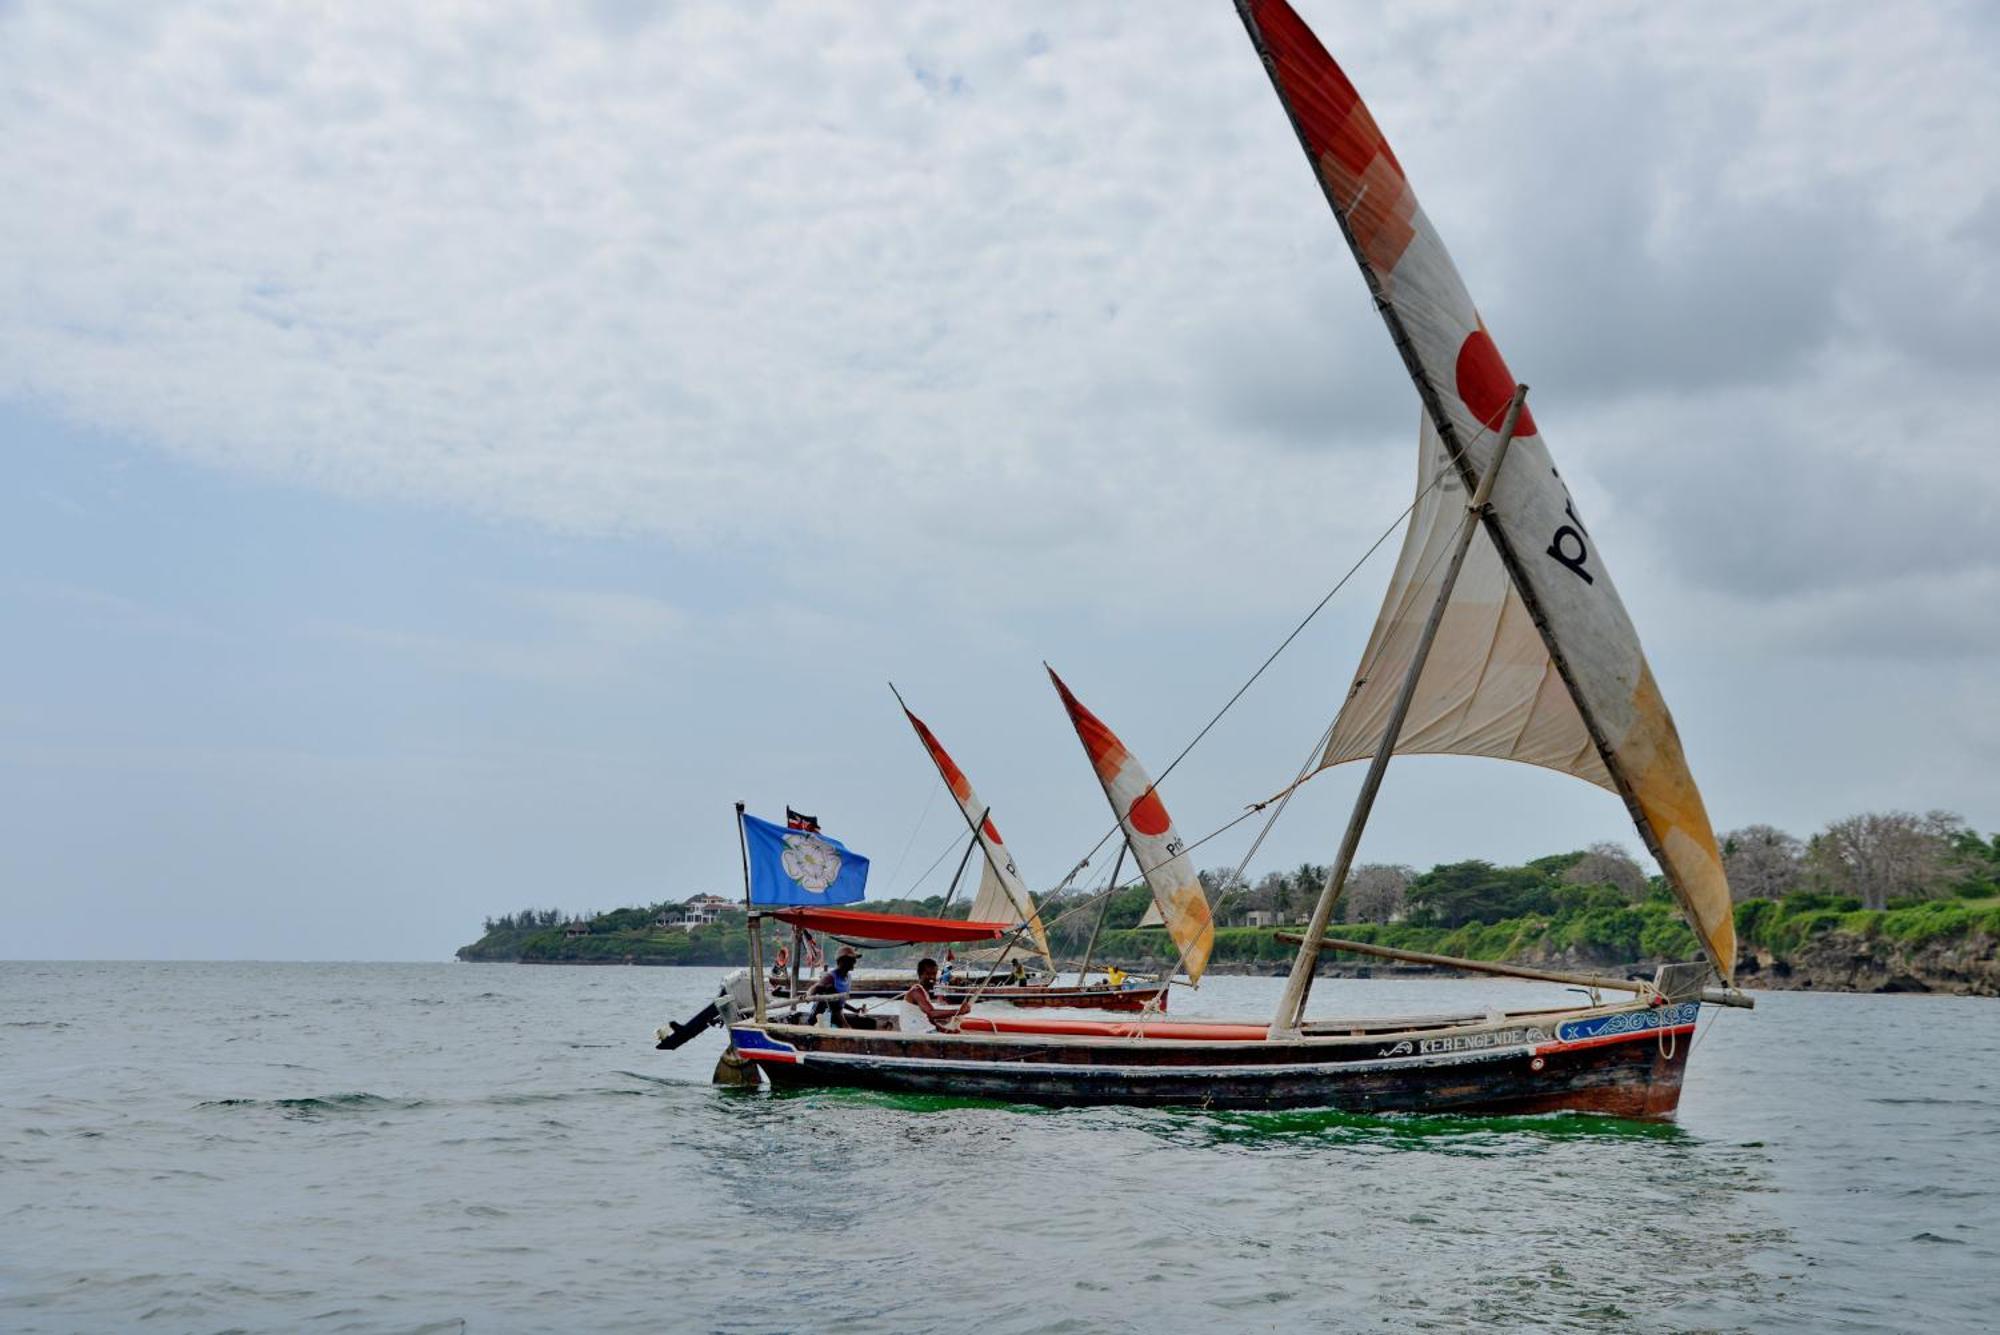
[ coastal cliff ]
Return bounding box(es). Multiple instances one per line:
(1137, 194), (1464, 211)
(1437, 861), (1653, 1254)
(1060, 896), (2000, 996)
(1736, 929), (2000, 995)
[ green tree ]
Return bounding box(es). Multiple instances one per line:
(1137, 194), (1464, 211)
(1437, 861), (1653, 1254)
(1405, 860), (1556, 928)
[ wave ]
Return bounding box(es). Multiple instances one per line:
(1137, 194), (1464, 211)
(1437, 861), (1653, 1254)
(197, 1092), (427, 1119)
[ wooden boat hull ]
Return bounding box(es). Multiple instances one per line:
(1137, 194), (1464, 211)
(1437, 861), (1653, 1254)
(726, 1000), (1697, 1117)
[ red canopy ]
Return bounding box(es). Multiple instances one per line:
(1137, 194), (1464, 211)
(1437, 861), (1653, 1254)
(766, 907), (1013, 943)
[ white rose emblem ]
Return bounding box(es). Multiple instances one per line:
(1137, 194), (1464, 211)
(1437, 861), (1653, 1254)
(780, 833), (843, 893)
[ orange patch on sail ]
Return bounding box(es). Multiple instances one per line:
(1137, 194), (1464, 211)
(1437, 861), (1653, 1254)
(1454, 327), (1538, 437)
(1126, 787), (1171, 838)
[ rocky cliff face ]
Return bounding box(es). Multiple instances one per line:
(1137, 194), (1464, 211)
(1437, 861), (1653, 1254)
(1734, 931), (2000, 996)
(1210, 932), (2000, 996)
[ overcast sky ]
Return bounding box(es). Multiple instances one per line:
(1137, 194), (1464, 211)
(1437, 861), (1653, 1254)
(4, 0), (1996, 960)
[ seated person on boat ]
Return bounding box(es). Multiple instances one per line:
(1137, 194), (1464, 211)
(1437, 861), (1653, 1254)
(808, 946), (880, 1029)
(900, 957), (972, 1033)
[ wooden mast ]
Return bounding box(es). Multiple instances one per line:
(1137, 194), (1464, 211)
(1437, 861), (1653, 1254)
(938, 818), (984, 913)
(1270, 386), (1529, 1036)
(1073, 843), (1126, 986)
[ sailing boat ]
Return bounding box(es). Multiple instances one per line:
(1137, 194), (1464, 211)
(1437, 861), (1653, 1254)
(1047, 668), (1215, 987)
(688, 0), (1752, 1116)
(887, 690), (1174, 1012)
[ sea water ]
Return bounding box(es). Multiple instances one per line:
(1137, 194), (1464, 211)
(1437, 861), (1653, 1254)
(2, 962), (1996, 1332)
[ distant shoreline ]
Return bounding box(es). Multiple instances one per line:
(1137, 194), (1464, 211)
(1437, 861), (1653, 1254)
(460, 891), (2000, 997)
(458, 948), (1999, 995)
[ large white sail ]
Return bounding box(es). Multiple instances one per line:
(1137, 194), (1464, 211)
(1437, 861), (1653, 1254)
(1236, 0), (1736, 979)
(1321, 416), (1610, 790)
(1049, 668), (1215, 983)
(899, 704), (1053, 967)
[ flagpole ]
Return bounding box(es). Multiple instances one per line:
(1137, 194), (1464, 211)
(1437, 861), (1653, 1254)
(737, 801), (766, 1024)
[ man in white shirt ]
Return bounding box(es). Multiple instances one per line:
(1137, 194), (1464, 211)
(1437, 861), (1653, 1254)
(900, 957), (972, 1033)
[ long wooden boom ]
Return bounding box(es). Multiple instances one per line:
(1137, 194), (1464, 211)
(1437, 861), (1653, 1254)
(1274, 932), (1755, 1008)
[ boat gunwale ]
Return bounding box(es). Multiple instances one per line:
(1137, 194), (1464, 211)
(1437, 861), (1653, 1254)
(751, 997), (1671, 1053)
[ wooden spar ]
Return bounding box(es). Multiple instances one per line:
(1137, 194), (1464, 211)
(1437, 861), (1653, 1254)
(1074, 843), (1126, 986)
(788, 923), (803, 1007)
(938, 815), (985, 913)
(1270, 385), (1530, 1036)
(1273, 932), (1756, 1008)
(737, 801), (766, 1025)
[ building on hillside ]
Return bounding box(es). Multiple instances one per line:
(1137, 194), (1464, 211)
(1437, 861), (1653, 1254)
(563, 919), (592, 940)
(1244, 910), (1282, 929)
(656, 895), (733, 932)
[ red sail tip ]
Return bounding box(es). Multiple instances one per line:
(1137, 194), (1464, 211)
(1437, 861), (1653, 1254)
(1245, 0), (1418, 279)
(902, 705), (973, 800)
(1047, 668), (1132, 783)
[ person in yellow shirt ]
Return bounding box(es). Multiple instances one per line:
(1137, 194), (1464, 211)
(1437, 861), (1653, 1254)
(1104, 965), (1127, 988)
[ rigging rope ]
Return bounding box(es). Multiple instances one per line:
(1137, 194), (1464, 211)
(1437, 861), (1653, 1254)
(892, 824), (977, 903)
(880, 772), (942, 895)
(1169, 412), (1505, 926)
(1049, 475), (1444, 909)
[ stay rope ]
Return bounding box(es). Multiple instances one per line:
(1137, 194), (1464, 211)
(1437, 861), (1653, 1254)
(1051, 469), (1448, 914)
(1133, 410), (1514, 929)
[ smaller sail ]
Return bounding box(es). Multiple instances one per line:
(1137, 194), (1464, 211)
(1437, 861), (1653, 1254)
(1048, 668), (1215, 983)
(900, 705), (1053, 967)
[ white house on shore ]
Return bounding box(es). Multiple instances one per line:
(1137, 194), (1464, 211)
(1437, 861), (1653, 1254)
(655, 894), (733, 932)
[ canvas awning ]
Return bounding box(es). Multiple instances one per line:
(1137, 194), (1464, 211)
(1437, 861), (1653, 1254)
(764, 907), (1014, 944)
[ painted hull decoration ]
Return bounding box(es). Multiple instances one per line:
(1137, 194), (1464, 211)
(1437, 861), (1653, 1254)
(659, 0), (1753, 1121)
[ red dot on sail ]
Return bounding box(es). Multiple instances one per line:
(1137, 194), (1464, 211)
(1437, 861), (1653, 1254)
(1454, 328), (1537, 436)
(1127, 788), (1171, 838)
(982, 816), (1003, 846)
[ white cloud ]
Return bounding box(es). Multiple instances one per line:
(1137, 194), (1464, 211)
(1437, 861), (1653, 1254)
(3, 0), (1988, 625)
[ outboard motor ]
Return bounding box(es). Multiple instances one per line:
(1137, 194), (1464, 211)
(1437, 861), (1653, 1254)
(655, 969), (756, 1050)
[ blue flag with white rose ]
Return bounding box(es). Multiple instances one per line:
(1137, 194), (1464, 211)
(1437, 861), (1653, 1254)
(742, 812), (870, 905)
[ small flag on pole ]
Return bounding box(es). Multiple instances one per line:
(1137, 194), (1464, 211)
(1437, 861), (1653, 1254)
(786, 807), (821, 832)
(743, 811), (868, 905)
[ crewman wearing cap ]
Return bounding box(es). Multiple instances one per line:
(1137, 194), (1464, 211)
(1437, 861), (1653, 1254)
(807, 945), (872, 1028)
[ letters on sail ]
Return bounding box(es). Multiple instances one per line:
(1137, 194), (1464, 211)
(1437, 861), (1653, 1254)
(899, 705), (1053, 967)
(1048, 668), (1215, 983)
(1321, 416), (1610, 790)
(1238, 0), (1736, 979)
